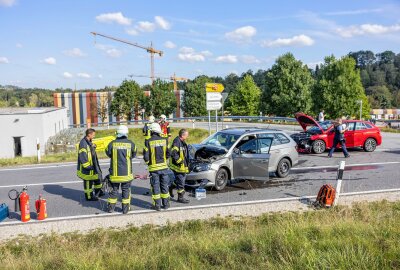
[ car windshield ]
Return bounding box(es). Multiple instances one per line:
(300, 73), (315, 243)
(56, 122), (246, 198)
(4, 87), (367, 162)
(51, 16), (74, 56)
(202, 132), (241, 149)
(307, 121), (332, 133)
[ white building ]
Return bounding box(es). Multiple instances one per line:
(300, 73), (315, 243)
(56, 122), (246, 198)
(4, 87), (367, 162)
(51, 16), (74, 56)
(0, 107), (68, 158)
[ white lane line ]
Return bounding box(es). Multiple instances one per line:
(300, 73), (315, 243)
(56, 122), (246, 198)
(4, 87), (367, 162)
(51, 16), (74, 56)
(292, 161), (400, 171)
(0, 181), (81, 189)
(2, 187), (400, 226)
(0, 161), (141, 172)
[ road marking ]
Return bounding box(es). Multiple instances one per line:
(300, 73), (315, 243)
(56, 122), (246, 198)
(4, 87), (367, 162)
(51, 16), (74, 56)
(2, 187), (400, 226)
(0, 181), (82, 189)
(292, 161), (400, 171)
(0, 161), (141, 172)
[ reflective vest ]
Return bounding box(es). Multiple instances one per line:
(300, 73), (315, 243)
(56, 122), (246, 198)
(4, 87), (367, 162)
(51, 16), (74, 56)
(159, 121), (170, 138)
(143, 123), (152, 140)
(105, 137), (137, 183)
(169, 136), (189, 173)
(77, 137), (99, 181)
(143, 134), (170, 172)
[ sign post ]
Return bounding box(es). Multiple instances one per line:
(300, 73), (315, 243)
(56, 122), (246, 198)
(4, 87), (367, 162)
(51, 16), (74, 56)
(205, 83), (224, 135)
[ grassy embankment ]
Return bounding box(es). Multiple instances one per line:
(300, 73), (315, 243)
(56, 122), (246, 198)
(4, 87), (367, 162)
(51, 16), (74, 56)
(0, 200), (399, 269)
(0, 128), (209, 167)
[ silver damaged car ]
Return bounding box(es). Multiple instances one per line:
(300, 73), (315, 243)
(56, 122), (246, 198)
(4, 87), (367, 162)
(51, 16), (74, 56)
(186, 128), (299, 190)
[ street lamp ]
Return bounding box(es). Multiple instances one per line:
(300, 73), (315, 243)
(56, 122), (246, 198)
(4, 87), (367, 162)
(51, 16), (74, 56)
(357, 100), (362, 120)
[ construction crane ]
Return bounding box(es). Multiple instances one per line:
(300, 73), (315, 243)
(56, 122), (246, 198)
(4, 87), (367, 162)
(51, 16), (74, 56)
(90, 32), (163, 84)
(129, 73), (188, 91)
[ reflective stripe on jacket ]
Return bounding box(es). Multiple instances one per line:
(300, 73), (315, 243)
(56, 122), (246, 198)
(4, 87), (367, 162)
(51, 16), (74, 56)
(169, 136), (189, 173)
(159, 121), (171, 138)
(106, 137), (137, 183)
(77, 137), (99, 180)
(143, 134), (170, 172)
(143, 123), (152, 140)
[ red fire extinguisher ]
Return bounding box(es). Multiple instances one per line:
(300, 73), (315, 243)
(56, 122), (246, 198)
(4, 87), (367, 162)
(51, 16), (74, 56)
(19, 187), (30, 222)
(35, 194), (47, 220)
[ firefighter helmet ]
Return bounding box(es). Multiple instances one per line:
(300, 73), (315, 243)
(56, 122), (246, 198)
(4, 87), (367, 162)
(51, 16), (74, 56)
(116, 125), (129, 137)
(150, 123), (162, 134)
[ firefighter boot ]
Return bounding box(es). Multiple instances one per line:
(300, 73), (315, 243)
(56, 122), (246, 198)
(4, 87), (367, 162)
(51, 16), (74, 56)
(152, 199), (161, 211)
(107, 203), (116, 213)
(177, 191), (190, 204)
(162, 198), (170, 210)
(169, 186), (175, 198)
(122, 203), (130, 214)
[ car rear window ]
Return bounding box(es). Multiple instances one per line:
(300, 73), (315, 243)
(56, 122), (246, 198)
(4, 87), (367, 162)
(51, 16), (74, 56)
(355, 122), (367, 130)
(275, 133), (290, 144)
(364, 123), (373, 129)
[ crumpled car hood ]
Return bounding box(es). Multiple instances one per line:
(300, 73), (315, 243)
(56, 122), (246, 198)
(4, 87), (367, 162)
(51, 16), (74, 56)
(189, 144), (227, 161)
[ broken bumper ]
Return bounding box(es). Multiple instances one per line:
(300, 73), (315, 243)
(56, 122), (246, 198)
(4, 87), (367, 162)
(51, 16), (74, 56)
(185, 170), (217, 188)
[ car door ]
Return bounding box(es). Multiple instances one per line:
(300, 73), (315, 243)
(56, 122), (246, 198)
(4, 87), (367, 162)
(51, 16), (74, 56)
(232, 137), (272, 181)
(354, 122), (367, 146)
(257, 133), (278, 170)
(344, 122), (356, 147)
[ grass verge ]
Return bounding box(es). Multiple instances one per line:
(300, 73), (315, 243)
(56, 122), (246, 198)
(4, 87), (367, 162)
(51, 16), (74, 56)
(380, 127), (400, 133)
(0, 128), (209, 167)
(0, 200), (400, 269)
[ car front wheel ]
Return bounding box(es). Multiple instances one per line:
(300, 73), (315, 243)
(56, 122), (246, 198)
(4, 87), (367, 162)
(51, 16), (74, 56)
(312, 140), (326, 154)
(213, 168), (228, 191)
(276, 158), (291, 178)
(364, 138), (377, 152)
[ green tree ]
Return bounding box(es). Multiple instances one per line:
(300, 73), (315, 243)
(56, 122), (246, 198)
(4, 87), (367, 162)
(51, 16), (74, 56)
(110, 80), (144, 121)
(366, 85), (393, 108)
(229, 74), (261, 116)
(149, 79), (177, 117)
(313, 55), (370, 119)
(28, 93), (39, 107)
(261, 53), (314, 116)
(181, 76), (212, 116)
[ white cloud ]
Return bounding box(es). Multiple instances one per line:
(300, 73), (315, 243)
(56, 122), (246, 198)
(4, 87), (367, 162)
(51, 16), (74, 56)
(63, 72), (73, 79)
(336, 23), (400, 38)
(262, 34), (314, 47)
(240, 55), (262, 64)
(306, 61), (323, 69)
(95, 12), (132, 25)
(164, 40), (176, 49)
(63, 48), (86, 57)
(126, 28), (138, 36)
(77, 73), (91, 79)
(136, 21), (156, 32)
(225, 26), (257, 43)
(0, 0), (16, 7)
(215, 55), (238, 64)
(98, 74), (103, 79)
(0, 57), (9, 64)
(42, 57), (56, 65)
(16, 43), (22, 48)
(95, 44), (122, 58)
(155, 16), (171, 30)
(178, 47), (211, 62)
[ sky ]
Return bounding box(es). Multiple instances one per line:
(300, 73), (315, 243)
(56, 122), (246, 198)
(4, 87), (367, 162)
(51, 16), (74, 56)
(1, 0), (400, 89)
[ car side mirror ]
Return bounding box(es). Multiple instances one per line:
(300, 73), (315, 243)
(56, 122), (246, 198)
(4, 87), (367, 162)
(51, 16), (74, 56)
(233, 148), (241, 155)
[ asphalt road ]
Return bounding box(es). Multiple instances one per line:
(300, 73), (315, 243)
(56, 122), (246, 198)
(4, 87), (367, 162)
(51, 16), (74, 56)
(0, 128), (399, 222)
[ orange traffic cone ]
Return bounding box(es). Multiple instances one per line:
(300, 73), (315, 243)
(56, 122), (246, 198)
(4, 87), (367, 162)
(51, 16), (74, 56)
(35, 194), (47, 220)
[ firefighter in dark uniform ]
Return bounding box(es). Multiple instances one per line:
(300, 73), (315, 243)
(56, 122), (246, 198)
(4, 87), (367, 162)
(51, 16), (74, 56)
(143, 123), (170, 211)
(143, 115), (155, 141)
(159, 114), (171, 139)
(169, 129), (190, 203)
(105, 125), (137, 214)
(77, 128), (104, 201)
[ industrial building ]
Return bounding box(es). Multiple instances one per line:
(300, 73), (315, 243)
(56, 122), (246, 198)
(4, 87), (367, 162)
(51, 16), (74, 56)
(53, 90), (184, 127)
(0, 107), (68, 158)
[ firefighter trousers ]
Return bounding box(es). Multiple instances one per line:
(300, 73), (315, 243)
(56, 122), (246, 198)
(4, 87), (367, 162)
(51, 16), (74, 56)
(150, 169), (170, 207)
(172, 172), (186, 194)
(82, 178), (102, 200)
(108, 181), (132, 207)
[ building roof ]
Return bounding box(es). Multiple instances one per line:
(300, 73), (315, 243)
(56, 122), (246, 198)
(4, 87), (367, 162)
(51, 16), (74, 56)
(0, 107), (65, 115)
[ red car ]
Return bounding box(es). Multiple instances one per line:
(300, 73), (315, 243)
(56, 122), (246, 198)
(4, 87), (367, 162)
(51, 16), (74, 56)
(290, 113), (382, 154)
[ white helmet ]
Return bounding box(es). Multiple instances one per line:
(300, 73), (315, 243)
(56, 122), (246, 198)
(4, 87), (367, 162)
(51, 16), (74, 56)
(160, 114), (167, 121)
(150, 123), (162, 134)
(148, 115), (155, 123)
(116, 125), (129, 137)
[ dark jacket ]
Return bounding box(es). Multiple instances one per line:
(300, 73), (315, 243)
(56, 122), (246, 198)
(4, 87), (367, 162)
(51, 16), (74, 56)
(106, 137), (137, 182)
(77, 137), (100, 181)
(334, 124), (345, 141)
(143, 123), (152, 140)
(169, 136), (189, 173)
(143, 134), (170, 172)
